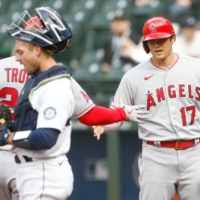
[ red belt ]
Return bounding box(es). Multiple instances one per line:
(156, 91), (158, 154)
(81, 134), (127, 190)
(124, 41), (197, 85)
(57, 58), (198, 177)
(147, 140), (198, 150)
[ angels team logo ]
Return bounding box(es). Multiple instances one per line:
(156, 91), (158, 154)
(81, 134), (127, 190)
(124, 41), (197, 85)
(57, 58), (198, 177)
(81, 91), (90, 103)
(44, 107), (57, 120)
(149, 23), (157, 33)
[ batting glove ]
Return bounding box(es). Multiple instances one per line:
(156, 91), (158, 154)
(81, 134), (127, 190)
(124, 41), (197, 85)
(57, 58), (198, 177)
(120, 99), (148, 124)
(0, 129), (11, 146)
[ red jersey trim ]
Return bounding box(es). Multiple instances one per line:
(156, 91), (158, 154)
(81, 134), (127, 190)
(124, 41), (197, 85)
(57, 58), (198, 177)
(150, 54), (179, 71)
(110, 104), (118, 109)
(11, 113), (15, 120)
(74, 103), (95, 118)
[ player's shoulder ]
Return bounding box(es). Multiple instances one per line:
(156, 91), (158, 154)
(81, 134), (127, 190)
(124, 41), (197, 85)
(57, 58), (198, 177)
(0, 56), (23, 68)
(0, 56), (17, 64)
(177, 54), (200, 71)
(178, 54), (200, 63)
(122, 59), (151, 77)
(0, 56), (15, 62)
(31, 77), (72, 99)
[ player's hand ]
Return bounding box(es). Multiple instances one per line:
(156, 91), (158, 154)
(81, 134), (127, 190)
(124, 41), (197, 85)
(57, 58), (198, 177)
(93, 126), (105, 140)
(120, 99), (148, 124)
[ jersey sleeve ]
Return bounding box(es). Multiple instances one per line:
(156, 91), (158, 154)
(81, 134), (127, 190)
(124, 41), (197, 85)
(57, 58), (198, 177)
(103, 74), (134, 133)
(78, 106), (126, 125)
(110, 74), (134, 108)
(71, 77), (95, 118)
(30, 78), (74, 132)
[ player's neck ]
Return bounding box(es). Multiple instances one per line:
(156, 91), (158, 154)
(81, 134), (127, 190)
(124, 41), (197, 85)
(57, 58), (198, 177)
(151, 53), (178, 68)
(39, 55), (57, 72)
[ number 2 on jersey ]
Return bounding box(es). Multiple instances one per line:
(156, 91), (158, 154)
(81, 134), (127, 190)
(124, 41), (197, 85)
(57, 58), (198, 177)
(0, 87), (18, 107)
(180, 105), (196, 126)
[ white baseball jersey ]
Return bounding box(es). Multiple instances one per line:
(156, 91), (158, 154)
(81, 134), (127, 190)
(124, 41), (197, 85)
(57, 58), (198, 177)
(111, 54), (200, 141)
(0, 57), (94, 155)
(0, 57), (94, 121)
(12, 77), (74, 158)
(0, 56), (28, 151)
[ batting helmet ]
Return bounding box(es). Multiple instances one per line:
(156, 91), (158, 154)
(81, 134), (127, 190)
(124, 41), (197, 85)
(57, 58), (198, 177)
(142, 17), (175, 53)
(7, 7), (72, 54)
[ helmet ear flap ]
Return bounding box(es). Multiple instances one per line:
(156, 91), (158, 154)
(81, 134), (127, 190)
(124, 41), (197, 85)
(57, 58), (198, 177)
(44, 38), (72, 54)
(143, 41), (150, 54)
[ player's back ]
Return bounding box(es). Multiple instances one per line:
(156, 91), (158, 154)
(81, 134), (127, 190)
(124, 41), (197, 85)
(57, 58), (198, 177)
(0, 56), (28, 116)
(0, 56), (28, 151)
(0, 56), (27, 199)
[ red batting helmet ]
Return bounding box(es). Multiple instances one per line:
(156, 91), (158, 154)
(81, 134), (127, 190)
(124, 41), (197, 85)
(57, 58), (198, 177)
(142, 17), (175, 53)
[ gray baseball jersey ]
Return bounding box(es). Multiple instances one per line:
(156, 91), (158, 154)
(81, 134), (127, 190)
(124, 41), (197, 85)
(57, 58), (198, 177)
(111, 54), (200, 141)
(71, 77), (95, 118)
(109, 54), (200, 200)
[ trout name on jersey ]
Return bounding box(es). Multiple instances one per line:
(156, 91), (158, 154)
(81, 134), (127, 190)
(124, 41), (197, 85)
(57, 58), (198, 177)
(5, 68), (29, 83)
(147, 83), (200, 110)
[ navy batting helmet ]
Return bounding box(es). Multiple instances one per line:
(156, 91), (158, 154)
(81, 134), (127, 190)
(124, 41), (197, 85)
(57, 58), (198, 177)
(7, 7), (72, 54)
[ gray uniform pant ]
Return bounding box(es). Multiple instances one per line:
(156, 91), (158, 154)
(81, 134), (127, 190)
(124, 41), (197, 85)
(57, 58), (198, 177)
(0, 151), (19, 200)
(139, 142), (200, 200)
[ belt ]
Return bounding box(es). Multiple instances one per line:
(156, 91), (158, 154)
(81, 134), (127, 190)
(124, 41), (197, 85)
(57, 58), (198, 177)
(15, 155), (33, 164)
(14, 155), (67, 164)
(147, 140), (199, 150)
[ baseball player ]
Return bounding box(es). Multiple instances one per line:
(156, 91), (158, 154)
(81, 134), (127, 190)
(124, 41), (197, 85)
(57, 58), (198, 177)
(6, 6), (75, 200)
(22, 16), (147, 127)
(93, 16), (200, 200)
(0, 57), (147, 200)
(0, 63), (148, 200)
(0, 7), (148, 200)
(0, 56), (27, 200)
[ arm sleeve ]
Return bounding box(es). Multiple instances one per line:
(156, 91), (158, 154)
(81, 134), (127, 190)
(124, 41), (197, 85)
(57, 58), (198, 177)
(13, 128), (60, 150)
(78, 105), (126, 125)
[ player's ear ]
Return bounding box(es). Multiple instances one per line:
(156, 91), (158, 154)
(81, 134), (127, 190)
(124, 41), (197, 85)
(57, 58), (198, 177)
(34, 45), (42, 57)
(170, 35), (176, 44)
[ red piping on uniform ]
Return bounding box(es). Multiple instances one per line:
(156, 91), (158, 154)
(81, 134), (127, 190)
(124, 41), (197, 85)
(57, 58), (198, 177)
(74, 103), (95, 118)
(150, 54), (179, 70)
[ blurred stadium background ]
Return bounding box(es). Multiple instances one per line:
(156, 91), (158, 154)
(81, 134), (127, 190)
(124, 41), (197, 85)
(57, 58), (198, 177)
(0, 0), (200, 199)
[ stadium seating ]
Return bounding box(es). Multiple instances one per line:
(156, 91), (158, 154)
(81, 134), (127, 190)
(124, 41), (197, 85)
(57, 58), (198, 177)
(131, 1), (166, 35)
(100, 0), (131, 16)
(38, 0), (72, 12)
(0, 0), (199, 89)
(0, 0), (11, 15)
(193, 4), (200, 20)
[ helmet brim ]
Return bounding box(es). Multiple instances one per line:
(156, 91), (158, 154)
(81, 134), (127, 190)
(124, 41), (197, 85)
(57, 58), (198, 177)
(142, 32), (173, 41)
